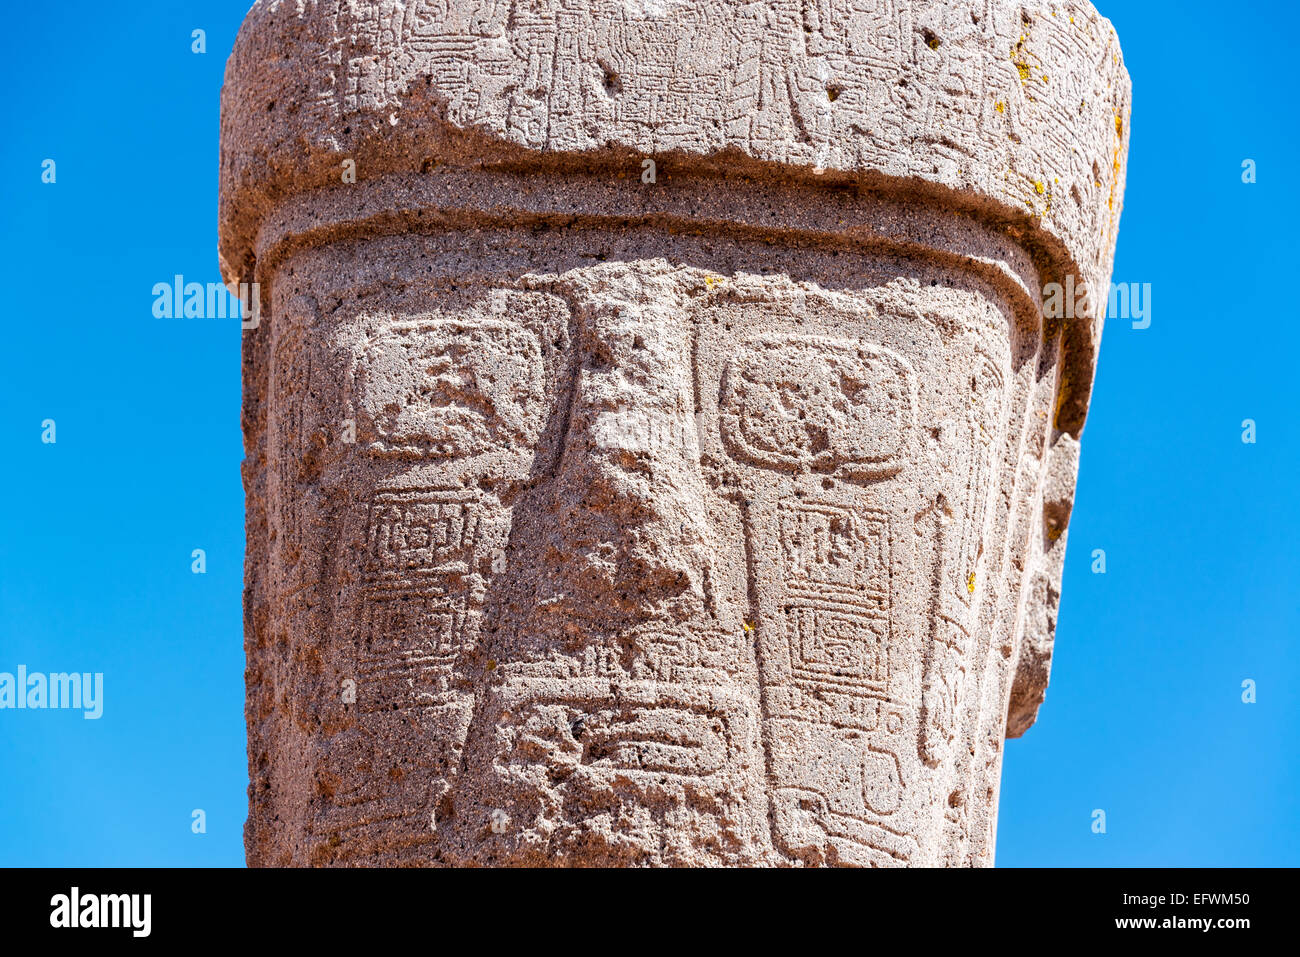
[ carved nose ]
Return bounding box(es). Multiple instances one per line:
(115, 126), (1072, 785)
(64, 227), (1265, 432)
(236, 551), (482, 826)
(532, 295), (712, 627)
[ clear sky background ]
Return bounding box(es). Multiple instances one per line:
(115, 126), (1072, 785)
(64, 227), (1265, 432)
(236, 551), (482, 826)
(1, 0), (1296, 867)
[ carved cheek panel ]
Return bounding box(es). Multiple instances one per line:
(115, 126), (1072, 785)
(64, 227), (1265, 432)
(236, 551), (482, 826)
(704, 309), (1017, 865)
(309, 291), (571, 862)
(780, 502), (889, 609)
(708, 326), (922, 866)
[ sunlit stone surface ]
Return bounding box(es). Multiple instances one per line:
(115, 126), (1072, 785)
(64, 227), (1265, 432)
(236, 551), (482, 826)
(219, 0), (1130, 867)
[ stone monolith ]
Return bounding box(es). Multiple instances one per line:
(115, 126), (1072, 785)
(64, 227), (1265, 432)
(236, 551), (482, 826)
(220, 0), (1130, 867)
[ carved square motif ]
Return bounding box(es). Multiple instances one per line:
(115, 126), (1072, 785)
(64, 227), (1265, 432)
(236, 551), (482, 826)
(363, 489), (484, 594)
(785, 607), (889, 691)
(353, 593), (475, 713)
(780, 501), (889, 612)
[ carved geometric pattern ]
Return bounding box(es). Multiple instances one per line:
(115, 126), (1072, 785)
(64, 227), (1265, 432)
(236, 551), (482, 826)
(362, 488), (486, 596)
(776, 500), (892, 697)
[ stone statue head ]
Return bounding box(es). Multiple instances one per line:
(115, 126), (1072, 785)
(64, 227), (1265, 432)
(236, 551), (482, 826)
(221, 0), (1129, 866)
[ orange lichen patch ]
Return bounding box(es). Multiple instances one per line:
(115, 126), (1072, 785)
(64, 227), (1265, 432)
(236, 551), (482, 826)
(1009, 31), (1045, 87)
(1108, 116), (1125, 213)
(1102, 102), (1128, 245)
(1107, 147), (1121, 217)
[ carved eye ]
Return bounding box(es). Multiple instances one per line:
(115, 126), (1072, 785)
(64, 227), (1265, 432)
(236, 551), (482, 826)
(356, 318), (547, 457)
(719, 334), (917, 478)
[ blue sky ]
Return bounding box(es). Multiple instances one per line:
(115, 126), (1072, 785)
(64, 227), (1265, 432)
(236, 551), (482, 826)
(1, 0), (1296, 867)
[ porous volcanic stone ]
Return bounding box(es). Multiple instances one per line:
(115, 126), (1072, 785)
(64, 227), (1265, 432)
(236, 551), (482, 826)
(220, 0), (1130, 867)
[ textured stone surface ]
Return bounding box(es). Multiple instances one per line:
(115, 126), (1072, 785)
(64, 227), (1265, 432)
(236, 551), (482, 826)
(221, 0), (1130, 866)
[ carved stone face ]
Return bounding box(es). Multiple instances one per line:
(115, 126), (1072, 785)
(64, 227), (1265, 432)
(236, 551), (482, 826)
(262, 225), (1056, 867)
